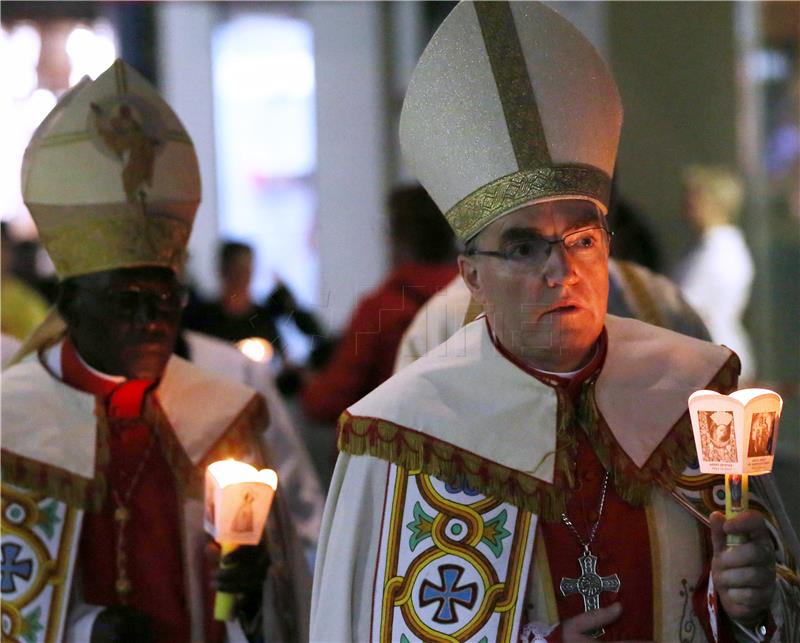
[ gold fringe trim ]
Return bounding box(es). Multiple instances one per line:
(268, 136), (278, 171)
(141, 396), (202, 498)
(338, 413), (570, 521)
(580, 393), (692, 505)
(0, 396), (117, 511)
(0, 450), (105, 511)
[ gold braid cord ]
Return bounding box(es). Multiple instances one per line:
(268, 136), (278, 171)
(445, 166), (611, 242)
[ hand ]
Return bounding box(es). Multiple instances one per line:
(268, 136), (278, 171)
(559, 603), (652, 642)
(207, 538), (270, 621)
(91, 606), (153, 643)
(216, 542), (271, 595)
(710, 510), (776, 626)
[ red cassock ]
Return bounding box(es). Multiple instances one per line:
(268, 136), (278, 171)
(62, 338), (223, 643)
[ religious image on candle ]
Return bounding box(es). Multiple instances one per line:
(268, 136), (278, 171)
(747, 412), (776, 458)
(688, 389), (782, 476)
(697, 410), (738, 464)
(205, 460), (278, 546)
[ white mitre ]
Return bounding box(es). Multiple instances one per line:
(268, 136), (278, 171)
(399, 1), (622, 241)
(21, 59), (200, 279)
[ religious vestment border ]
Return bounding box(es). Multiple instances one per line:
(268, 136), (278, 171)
(1, 484), (82, 643)
(370, 464), (536, 642)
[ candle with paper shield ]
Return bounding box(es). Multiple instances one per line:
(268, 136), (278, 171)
(236, 337), (274, 388)
(236, 337), (273, 364)
(205, 459), (278, 620)
(688, 388), (782, 546)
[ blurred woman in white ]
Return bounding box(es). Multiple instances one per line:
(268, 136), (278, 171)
(674, 165), (756, 381)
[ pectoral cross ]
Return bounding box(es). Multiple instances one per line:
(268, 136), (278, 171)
(559, 549), (621, 637)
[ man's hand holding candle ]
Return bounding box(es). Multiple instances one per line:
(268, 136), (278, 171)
(710, 510), (776, 628)
(211, 534), (271, 621)
(688, 389), (784, 636)
(205, 460), (279, 622)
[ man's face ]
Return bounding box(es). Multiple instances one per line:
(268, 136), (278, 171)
(459, 199), (610, 372)
(61, 267), (184, 380)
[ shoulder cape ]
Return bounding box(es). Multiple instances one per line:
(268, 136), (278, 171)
(339, 315), (738, 520)
(1, 354), (267, 510)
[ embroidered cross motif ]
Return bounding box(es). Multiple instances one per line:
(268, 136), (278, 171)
(1, 543), (33, 593)
(419, 564), (478, 624)
(559, 551), (620, 636)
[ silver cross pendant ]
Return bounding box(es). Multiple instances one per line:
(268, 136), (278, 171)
(559, 548), (621, 638)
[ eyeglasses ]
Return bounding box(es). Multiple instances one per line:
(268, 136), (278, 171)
(465, 226), (612, 271)
(82, 285), (190, 319)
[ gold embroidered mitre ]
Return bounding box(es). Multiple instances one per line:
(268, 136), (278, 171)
(21, 59), (200, 279)
(399, 1), (623, 241)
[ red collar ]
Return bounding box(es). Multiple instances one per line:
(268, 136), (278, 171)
(61, 337), (155, 419)
(485, 316), (607, 393)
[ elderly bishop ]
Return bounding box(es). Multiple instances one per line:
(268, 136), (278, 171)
(310, 3), (799, 642)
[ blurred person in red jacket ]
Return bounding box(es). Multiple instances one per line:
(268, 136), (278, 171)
(301, 185), (457, 423)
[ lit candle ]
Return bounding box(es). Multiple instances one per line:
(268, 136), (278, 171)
(205, 459), (279, 620)
(236, 337), (274, 388)
(688, 388), (782, 546)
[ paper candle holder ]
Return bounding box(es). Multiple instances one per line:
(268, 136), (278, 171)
(688, 388), (783, 476)
(204, 460), (278, 546)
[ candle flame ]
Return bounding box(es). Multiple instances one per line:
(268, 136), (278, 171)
(236, 337), (274, 363)
(207, 460), (278, 490)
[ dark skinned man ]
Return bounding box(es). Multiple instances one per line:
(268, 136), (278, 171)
(1, 60), (309, 642)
